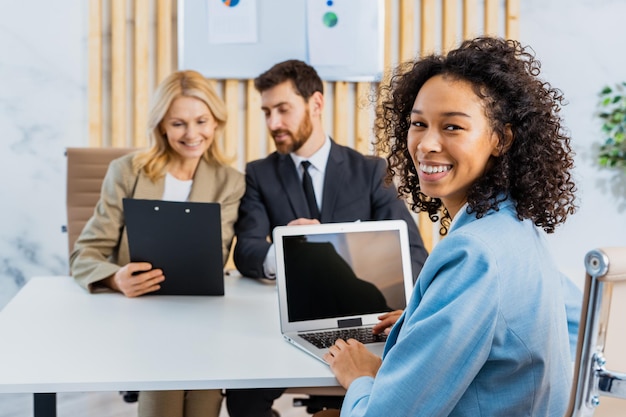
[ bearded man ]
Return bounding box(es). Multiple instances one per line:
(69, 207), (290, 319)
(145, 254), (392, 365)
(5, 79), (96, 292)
(227, 59), (428, 417)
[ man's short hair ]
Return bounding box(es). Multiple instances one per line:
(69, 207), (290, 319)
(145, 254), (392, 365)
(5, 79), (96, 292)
(254, 59), (323, 100)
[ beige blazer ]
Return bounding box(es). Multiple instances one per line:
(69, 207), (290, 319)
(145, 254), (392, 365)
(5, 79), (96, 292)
(70, 152), (245, 291)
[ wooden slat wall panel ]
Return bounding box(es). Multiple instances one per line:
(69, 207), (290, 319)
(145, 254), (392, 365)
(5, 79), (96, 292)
(334, 82), (350, 146)
(442, 0), (458, 52)
(88, 0), (520, 253)
(156, 0), (172, 84)
(355, 83), (372, 155)
(223, 79), (239, 164)
(399, 0), (416, 62)
(245, 79), (263, 162)
(484, 0), (500, 36)
(505, 0), (520, 39)
(110, 0), (126, 148)
(88, 0), (102, 147)
(420, 0), (437, 57)
(134, 0), (150, 148)
(463, 0), (480, 39)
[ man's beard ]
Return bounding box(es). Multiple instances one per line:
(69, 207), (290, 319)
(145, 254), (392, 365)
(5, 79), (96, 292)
(271, 109), (313, 154)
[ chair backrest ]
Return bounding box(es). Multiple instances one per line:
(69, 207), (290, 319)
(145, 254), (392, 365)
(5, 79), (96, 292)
(565, 247), (626, 417)
(65, 147), (136, 257)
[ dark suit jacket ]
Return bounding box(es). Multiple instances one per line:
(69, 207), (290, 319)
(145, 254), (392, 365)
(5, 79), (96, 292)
(233, 140), (428, 280)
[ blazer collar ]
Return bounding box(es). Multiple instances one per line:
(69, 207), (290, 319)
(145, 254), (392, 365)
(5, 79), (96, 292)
(277, 153), (310, 218)
(319, 140), (345, 221)
(449, 197), (515, 234)
(131, 158), (216, 202)
(187, 159), (217, 202)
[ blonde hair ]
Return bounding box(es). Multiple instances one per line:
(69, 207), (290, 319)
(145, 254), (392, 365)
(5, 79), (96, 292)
(133, 70), (229, 180)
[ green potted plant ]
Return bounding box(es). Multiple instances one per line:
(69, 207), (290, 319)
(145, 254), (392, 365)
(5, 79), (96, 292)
(597, 82), (626, 170)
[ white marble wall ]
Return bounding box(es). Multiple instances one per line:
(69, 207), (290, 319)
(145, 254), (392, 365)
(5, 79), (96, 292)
(520, 0), (626, 286)
(0, 1), (88, 308)
(1, 0), (626, 310)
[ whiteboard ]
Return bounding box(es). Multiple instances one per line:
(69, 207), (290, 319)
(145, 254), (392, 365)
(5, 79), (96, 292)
(178, 0), (384, 82)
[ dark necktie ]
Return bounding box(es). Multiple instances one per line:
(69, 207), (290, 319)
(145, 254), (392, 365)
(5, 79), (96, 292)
(301, 160), (320, 220)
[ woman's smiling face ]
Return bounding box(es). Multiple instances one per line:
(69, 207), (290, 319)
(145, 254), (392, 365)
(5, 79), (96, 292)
(161, 96), (218, 163)
(407, 74), (502, 219)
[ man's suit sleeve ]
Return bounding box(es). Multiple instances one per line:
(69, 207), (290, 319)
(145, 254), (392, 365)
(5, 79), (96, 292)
(368, 157), (428, 281)
(233, 162), (273, 278)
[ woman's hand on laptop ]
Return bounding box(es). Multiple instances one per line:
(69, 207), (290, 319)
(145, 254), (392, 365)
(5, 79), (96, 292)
(372, 310), (404, 335)
(104, 262), (165, 297)
(324, 338), (382, 389)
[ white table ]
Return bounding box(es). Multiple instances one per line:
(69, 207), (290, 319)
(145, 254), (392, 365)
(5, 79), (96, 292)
(0, 275), (338, 416)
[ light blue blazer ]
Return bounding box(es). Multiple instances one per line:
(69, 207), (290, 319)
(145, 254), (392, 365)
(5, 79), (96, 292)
(341, 200), (581, 417)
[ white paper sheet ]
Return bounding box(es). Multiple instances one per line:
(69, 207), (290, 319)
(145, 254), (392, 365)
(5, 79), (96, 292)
(306, 0), (379, 67)
(207, 0), (258, 44)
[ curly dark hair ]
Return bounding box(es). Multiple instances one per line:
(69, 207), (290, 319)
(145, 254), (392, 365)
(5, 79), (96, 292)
(254, 59), (323, 100)
(375, 36), (577, 234)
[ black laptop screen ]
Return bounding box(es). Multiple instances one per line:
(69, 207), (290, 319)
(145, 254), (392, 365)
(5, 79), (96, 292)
(282, 230), (406, 322)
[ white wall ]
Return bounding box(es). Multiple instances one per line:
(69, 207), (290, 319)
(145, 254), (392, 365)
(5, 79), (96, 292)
(520, 0), (626, 287)
(0, 1), (88, 308)
(1, 0), (625, 309)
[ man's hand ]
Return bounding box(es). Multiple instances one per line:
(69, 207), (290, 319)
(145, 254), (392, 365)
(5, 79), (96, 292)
(372, 310), (403, 335)
(104, 262), (164, 297)
(323, 338), (382, 389)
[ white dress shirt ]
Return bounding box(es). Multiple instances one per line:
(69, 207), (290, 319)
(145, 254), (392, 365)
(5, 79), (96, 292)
(263, 136), (332, 278)
(162, 172), (193, 202)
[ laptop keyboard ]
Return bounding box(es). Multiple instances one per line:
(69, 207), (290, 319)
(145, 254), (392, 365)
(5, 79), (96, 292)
(300, 327), (387, 349)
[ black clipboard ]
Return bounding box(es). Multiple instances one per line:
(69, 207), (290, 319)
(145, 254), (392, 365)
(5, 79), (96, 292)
(123, 198), (224, 296)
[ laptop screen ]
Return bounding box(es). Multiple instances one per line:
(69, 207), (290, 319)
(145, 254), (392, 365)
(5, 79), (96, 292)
(281, 228), (407, 323)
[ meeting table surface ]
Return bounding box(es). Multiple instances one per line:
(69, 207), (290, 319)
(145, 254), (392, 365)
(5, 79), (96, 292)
(0, 274), (338, 394)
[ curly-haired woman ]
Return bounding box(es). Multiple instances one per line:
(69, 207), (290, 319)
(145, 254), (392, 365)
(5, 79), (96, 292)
(320, 37), (581, 416)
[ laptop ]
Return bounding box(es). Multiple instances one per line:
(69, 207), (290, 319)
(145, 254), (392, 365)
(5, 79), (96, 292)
(273, 220), (414, 364)
(122, 198), (224, 296)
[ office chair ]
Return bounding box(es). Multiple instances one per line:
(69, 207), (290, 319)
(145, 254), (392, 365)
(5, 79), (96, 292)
(65, 147), (138, 404)
(565, 247), (626, 417)
(65, 147), (136, 256)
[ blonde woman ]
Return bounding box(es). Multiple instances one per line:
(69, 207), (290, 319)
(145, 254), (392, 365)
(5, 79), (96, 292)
(70, 70), (244, 417)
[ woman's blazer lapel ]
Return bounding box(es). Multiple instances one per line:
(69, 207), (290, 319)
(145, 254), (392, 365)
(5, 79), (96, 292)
(132, 171), (163, 200)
